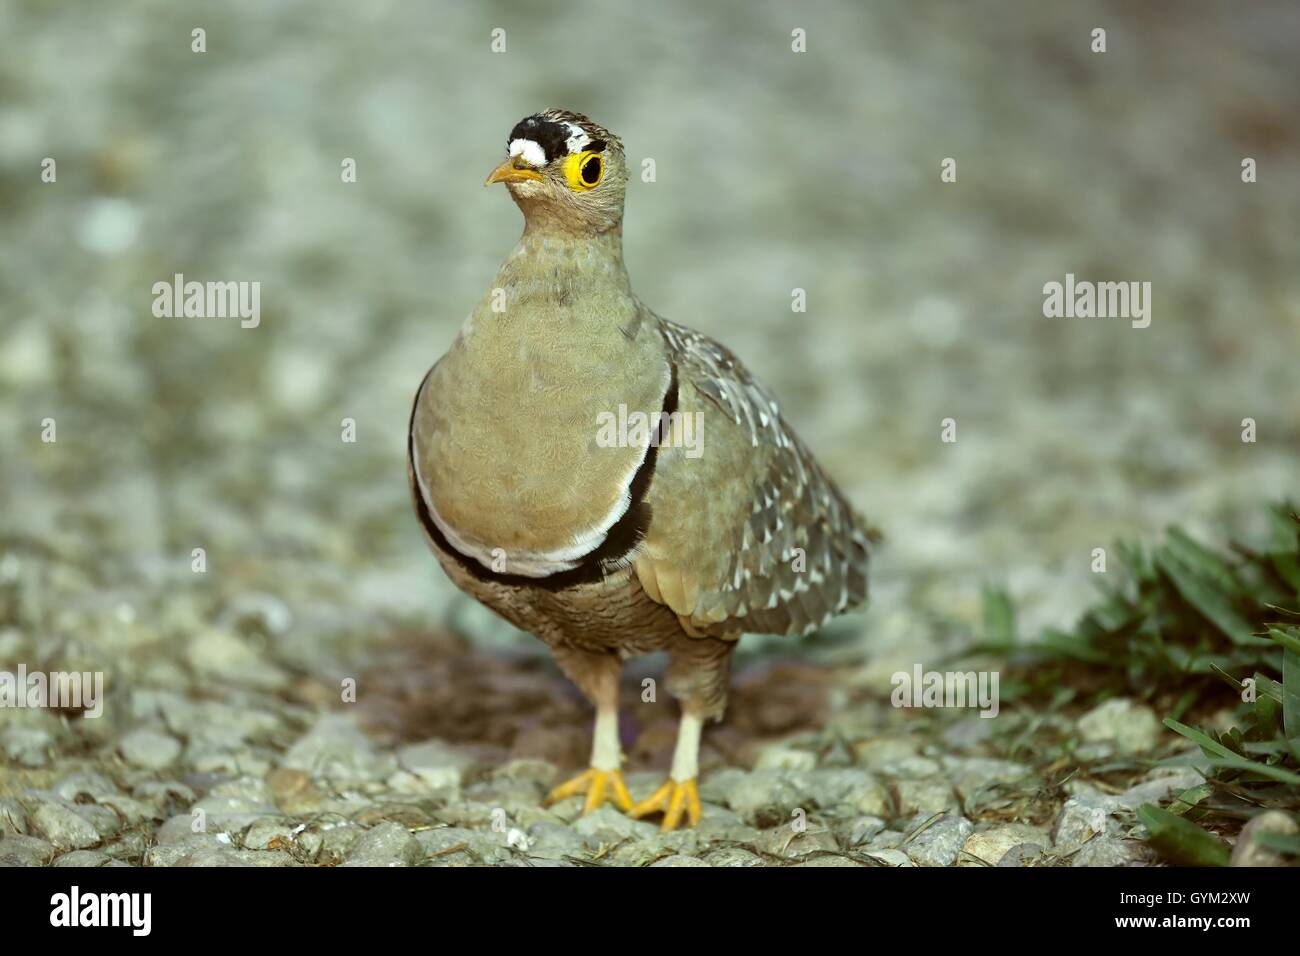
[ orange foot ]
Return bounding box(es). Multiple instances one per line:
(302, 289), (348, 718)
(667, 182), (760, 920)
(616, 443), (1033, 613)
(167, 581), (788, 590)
(544, 768), (633, 814)
(629, 778), (701, 831)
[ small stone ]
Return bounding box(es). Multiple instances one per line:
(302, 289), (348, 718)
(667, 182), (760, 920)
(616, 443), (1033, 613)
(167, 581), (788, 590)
(1077, 698), (1161, 754)
(187, 628), (287, 690)
(997, 843), (1046, 867)
(0, 835), (55, 866)
(72, 804), (122, 840)
(281, 714), (393, 784)
(649, 854), (711, 867)
(960, 823), (1051, 866)
(904, 814), (974, 867)
(795, 855), (867, 867)
(489, 759), (560, 788)
(156, 814), (208, 844)
(698, 767), (748, 805)
(1070, 835), (1143, 867)
(243, 819), (296, 851)
(752, 744), (817, 772)
(340, 821), (422, 867)
(572, 805), (659, 841)
(866, 829), (904, 850)
(1230, 810), (1298, 867)
(864, 848), (913, 867)
(396, 739), (478, 790)
(524, 821), (591, 861)
(177, 847), (295, 867)
(415, 826), (512, 864)
(95, 794), (158, 827)
(120, 728), (182, 769)
(145, 835), (222, 867)
(52, 849), (112, 867)
(801, 769), (890, 816)
(28, 800), (101, 850)
(2, 726), (53, 767)
(846, 815), (887, 846)
(754, 826), (839, 859)
(703, 846), (764, 867)
(52, 773), (120, 802)
(1055, 795), (1121, 848)
(0, 797), (28, 835)
(892, 777), (957, 816)
(942, 756), (1031, 804)
(266, 767), (321, 814)
(853, 737), (919, 771)
(188, 793), (279, 832)
(725, 769), (807, 828)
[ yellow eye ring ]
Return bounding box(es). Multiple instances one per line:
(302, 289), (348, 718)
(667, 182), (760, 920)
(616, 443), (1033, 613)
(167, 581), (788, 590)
(564, 151), (604, 191)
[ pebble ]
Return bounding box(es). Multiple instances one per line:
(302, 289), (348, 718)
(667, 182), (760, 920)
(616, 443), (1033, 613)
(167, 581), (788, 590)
(0, 835), (55, 866)
(752, 744), (818, 772)
(52, 772), (120, 802)
(754, 826), (839, 859)
(649, 854), (711, 867)
(892, 777), (957, 816)
(281, 714), (394, 784)
(960, 823), (1051, 866)
(1230, 810), (1298, 867)
(703, 846), (765, 867)
(119, 728), (182, 769)
(864, 848), (913, 867)
(1069, 836), (1143, 867)
(725, 769), (808, 828)
(2, 726), (53, 767)
(340, 821), (422, 867)
(572, 805), (659, 841)
(186, 628), (288, 691)
(1054, 795), (1122, 848)
(0, 797), (28, 835)
(1077, 698), (1161, 754)
(904, 814), (974, 867)
(415, 826), (512, 864)
(801, 768), (890, 816)
(28, 800), (101, 850)
(396, 739), (479, 790)
(846, 815), (887, 846)
(51, 849), (112, 867)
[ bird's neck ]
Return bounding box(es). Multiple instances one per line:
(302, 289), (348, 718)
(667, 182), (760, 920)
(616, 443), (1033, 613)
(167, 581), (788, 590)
(493, 231), (633, 303)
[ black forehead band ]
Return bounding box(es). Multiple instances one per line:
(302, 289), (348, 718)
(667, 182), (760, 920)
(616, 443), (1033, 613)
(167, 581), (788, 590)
(507, 116), (606, 164)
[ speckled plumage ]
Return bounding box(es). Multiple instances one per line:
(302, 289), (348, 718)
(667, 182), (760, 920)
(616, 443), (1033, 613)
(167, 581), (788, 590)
(408, 111), (874, 823)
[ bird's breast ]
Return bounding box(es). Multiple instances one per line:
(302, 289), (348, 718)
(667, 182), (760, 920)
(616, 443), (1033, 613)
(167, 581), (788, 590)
(410, 310), (671, 579)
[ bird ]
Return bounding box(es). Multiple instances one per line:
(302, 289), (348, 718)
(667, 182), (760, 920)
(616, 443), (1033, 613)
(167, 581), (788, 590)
(407, 109), (876, 830)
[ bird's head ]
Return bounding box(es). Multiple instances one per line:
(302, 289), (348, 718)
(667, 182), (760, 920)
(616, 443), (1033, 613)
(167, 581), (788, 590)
(485, 109), (627, 236)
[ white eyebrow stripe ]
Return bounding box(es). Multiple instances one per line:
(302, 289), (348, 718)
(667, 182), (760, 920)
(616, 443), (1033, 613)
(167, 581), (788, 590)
(563, 123), (590, 154)
(508, 139), (547, 167)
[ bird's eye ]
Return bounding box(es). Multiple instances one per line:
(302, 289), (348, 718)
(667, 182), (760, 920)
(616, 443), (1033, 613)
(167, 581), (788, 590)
(564, 151), (604, 191)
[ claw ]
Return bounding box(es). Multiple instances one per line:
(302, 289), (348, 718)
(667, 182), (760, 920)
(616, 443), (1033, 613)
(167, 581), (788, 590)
(544, 768), (633, 814)
(629, 777), (701, 830)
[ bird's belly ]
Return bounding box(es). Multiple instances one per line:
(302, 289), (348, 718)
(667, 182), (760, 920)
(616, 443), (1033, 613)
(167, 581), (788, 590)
(428, 542), (683, 654)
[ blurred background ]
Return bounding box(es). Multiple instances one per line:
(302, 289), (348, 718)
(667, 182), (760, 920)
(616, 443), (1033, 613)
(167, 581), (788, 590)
(0, 0), (1297, 821)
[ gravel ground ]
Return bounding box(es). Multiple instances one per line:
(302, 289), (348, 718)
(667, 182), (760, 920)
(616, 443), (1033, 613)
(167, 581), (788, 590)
(1, 1), (1297, 866)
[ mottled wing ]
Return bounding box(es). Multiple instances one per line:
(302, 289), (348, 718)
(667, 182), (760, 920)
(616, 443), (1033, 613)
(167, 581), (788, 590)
(635, 317), (877, 637)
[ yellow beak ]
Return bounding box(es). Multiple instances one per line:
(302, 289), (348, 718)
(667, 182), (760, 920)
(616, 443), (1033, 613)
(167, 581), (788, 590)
(485, 159), (544, 186)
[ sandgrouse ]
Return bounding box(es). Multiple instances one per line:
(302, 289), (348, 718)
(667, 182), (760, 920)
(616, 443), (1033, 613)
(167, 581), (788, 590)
(408, 110), (875, 829)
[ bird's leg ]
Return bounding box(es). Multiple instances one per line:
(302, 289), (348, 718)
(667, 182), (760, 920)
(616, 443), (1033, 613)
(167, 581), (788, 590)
(543, 647), (633, 814)
(630, 635), (734, 830)
(629, 710), (704, 830)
